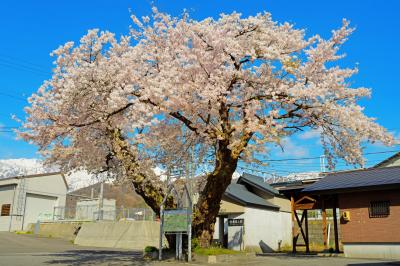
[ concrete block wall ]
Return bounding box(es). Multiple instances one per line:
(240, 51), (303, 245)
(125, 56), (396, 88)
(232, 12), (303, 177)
(295, 219), (342, 249)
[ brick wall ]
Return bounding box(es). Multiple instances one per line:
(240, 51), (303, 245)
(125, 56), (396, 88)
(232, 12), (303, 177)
(339, 189), (400, 243)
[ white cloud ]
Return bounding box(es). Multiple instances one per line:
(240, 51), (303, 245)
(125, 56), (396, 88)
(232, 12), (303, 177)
(298, 128), (322, 140)
(275, 137), (309, 158)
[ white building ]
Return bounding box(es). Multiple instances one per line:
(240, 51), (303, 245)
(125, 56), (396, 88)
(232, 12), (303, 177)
(213, 173), (292, 252)
(0, 172), (68, 231)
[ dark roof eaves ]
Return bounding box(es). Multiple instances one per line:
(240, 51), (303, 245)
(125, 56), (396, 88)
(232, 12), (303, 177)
(239, 173), (280, 195)
(303, 183), (400, 195)
(224, 190), (280, 210)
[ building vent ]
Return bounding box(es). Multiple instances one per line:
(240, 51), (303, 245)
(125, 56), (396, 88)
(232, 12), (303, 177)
(1, 204), (11, 216)
(369, 200), (390, 218)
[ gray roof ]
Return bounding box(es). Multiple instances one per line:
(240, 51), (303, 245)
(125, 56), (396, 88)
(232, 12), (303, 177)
(224, 183), (279, 209)
(238, 173), (280, 195)
(303, 166), (400, 193)
(374, 152), (400, 168)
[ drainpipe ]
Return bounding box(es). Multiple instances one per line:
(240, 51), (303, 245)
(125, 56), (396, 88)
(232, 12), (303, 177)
(8, 184), (17, 232)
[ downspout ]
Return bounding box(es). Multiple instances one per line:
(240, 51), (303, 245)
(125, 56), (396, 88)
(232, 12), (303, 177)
(8, 184), (17, 232)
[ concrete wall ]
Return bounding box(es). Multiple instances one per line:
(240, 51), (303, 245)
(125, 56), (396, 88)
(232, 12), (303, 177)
(243, 207), (291, 252)
(294, 218), (342, 250)
(222, 207), (292, 252)
(27, 221), (83, 241)
(344, 243), (400, 260)
(74, 220), (164, 250)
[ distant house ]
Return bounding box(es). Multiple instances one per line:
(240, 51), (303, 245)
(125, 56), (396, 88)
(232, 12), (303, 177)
(213, 173), (292, 252)
(374, 152), (400, 168)
(0, 172), (68, 231)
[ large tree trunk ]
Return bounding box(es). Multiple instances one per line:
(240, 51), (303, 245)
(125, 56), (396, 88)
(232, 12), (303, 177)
(192, 140), (238, 247)
(110, 129), (176, 247)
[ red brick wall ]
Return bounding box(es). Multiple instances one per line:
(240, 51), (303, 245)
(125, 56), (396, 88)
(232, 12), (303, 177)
(339, 189), (400, 243)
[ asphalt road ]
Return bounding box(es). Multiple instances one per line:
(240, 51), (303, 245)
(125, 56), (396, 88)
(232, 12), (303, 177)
(0, 232), (147, 266)
(0, 232), (399, 266)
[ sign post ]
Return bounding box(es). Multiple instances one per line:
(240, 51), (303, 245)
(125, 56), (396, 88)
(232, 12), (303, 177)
(159, 184), (192, 261)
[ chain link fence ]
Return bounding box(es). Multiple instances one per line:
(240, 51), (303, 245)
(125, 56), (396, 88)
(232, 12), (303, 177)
(53, 205), (155, 222)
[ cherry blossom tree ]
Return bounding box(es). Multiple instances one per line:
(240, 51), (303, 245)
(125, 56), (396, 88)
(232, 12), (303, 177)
(20, 10), (394, 247)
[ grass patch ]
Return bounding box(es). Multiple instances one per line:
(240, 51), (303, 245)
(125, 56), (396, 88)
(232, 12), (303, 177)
(15, 231), (33, 235)
(194, 247), (243, 256)
(144, 246), (158, 253)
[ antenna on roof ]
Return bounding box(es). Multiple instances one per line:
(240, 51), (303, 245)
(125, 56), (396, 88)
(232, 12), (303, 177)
(320, 155), (326, 173)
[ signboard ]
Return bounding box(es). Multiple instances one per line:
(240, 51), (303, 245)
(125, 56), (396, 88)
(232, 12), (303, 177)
(228, 218), (244, 226)
(163, 209), (189, 232)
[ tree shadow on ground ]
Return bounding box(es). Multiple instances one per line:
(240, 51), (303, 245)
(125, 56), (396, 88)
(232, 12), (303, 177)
(39, 249), (148, 266)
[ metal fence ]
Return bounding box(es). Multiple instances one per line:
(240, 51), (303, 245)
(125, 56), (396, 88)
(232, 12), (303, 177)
(53, 206), (155, 222)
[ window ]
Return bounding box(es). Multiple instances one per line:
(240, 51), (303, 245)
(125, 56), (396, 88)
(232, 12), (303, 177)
(1, 204), (11, 216)
(369, 201), (390, 218)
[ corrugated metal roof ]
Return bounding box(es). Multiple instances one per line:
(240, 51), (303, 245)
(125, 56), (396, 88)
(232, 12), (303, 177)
(225, 183), (279, 209)
(303, 166), (400, 193)
(238, 173), (280, 195)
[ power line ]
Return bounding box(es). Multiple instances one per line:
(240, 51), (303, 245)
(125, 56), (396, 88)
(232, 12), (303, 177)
(0, 92), (27, 102)
(259, 150), (400, 163)
(0, 54), (48, 71)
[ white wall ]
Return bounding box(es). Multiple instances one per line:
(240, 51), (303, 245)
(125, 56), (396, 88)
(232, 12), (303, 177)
(243, 207), (292, 252)
(23, 193), (58, 230)
(24, 174), (67, 208)
(0, 185), (16, 231)
(227, 213), (245, 250)
(344, 243), (400, 260)
(0, 173), (67, 231)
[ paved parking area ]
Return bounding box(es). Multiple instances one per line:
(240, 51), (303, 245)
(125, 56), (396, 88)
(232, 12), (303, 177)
(0, 232), (399, 266)
(0, 232), (146, 265)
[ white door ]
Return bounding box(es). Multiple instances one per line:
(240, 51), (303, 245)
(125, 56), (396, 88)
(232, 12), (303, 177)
(23, 193), (57, 230)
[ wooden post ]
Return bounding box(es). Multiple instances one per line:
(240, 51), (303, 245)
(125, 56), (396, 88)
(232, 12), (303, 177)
(322, 199), (328, 250)
(333, 196), (339, 253)
(291, 194), (296, 253)
(304, 210), (309, 253)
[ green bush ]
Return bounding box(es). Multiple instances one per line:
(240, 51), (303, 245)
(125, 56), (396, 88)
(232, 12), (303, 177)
(144, 246), (158, 253)
(191, 238), (200, 250)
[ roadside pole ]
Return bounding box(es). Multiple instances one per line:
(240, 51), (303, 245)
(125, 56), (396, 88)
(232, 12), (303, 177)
(159, 205), (164, 261)
(98, 182), (104, 220)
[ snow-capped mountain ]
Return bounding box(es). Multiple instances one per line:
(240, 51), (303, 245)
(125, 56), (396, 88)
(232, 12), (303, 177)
(0, 158), (107, 191)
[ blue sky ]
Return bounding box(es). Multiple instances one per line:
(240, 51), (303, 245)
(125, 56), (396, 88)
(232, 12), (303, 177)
(0, 1), (399, 174)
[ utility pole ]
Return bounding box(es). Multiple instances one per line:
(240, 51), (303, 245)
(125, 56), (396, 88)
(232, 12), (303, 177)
(98, 182), (104, 220)
(320, 155), (326, 173)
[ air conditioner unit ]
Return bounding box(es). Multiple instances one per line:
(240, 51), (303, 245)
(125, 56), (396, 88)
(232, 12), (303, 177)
(342, 211), (350, 222)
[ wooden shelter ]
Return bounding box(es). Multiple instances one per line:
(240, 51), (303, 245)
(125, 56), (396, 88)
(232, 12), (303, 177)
(274, 179), (340, 253)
